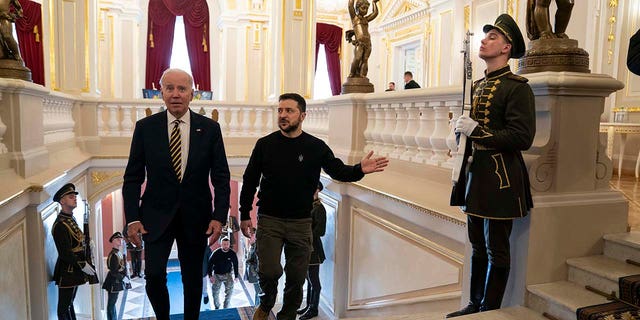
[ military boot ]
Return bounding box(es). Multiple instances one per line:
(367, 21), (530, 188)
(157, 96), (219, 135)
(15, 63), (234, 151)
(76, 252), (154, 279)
(479, 264), (510, 311)
(445, 257), (488, 318)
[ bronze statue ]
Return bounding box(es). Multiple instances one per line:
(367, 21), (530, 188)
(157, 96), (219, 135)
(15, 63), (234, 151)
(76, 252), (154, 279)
(0, 0), (23, 61)
(526, 0), (574, 40)
(346, 0), (379, 78)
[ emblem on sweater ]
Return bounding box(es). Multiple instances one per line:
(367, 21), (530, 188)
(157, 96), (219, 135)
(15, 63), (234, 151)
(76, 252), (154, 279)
(298, 155), (304, 162)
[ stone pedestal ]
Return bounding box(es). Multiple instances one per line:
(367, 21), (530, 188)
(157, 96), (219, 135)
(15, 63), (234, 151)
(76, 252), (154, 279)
(342, 77), (374, 94)
(0, 59), (32, 82)
(518, 39), (590, 74)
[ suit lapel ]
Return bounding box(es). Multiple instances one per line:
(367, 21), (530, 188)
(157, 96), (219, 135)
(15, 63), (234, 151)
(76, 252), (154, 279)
(183, 111), (199, 181)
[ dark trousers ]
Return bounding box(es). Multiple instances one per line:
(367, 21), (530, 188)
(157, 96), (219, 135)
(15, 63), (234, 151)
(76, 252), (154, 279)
(57, 286), (78, 320)
(467, 215), (513, 311)
(106, 292), (119, 320)
(305, 264), (321, 310)
(130, 250), (143, 276)
(467, 215), (513, 267)
(144, 217), (206, 320)
(256, 215), (312, 320)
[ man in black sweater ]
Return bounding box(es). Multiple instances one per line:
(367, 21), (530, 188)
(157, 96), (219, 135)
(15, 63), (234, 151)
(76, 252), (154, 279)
(207, 237), (239, 309)
(239, 93), (389, 320)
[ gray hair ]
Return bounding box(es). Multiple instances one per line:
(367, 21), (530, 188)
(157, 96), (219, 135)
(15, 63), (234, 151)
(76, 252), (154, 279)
(159, 68), (194, 89)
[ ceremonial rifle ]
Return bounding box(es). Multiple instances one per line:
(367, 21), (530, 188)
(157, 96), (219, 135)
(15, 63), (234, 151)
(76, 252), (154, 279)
(450, 31), (474, 203)
(83, 200), (100, 284)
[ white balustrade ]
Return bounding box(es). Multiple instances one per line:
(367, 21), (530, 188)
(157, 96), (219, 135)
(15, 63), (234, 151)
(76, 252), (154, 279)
(379, 103), (397, 157)
(429, 101), (450, 165)
(390, 103), (407, 159)
(413, 102), (434, 164)
(254, 107), (264, 136)
(444, 100), (463, 169)
(363, 102), (375, 153)
(43, 97), (75, 144)
(107, 105), (120, 136)
(121, 105), (134, 135)
(228, 108), (241, 135)
(98, 104), (106, 135)
(241, 107), (253, 136)
(401, 103), (420, 161)
(0, 109), (7, 154)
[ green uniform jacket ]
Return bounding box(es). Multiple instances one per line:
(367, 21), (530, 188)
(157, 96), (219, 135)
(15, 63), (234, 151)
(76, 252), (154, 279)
(52, 212), (90, 287)
(102, 248), (126, 293)
(451, 65), (535, 219)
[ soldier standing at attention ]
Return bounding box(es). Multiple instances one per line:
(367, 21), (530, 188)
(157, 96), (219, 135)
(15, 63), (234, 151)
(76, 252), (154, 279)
(51, 183), (98, 320)
(103, 232), (129, 320)
(447, 14), (535, 318)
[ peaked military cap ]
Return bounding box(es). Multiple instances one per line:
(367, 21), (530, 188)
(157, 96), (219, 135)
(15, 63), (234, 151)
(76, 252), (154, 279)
(53, 183), (79, 202)
(109, 231), (123, 242)
(483, 13), (526, 59)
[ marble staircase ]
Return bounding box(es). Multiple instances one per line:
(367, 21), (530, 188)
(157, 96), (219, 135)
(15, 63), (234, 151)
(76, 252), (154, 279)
(350, 232), (640, 320)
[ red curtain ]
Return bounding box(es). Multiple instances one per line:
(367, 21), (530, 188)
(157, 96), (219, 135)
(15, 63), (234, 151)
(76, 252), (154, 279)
(15, 0), (44, 85)
(145, 0), (176, 89)
(145, 0), (210, 90)
(183, 1), (210, 91)
(316, 23), (342, 96)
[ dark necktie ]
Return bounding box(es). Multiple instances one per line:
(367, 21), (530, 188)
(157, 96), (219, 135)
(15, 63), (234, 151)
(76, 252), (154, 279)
(169, 120), (182, 181)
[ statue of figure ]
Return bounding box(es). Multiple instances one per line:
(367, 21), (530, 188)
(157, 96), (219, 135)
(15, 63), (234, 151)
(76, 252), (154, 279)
(526, 0), (574, 40)
(0, 0), (23, 61)
(346, 0), (379, 78)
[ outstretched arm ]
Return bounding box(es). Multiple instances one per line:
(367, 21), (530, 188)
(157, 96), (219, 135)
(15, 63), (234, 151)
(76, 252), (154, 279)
(367, 0), (379, 21)
(348, 0), (356, 18)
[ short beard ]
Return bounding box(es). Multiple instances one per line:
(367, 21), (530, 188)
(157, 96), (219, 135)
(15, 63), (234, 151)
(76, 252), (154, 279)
(279, 122), (299, 133)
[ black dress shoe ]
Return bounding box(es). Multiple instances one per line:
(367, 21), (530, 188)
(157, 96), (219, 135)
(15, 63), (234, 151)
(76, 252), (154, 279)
(296, 305), (308, 315)
(445, 303), (479, 318)
(298, 309), (318, 320)
(203, 296), (209, 304)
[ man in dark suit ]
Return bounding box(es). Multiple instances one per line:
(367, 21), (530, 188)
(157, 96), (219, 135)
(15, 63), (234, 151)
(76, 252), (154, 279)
(403, 71), (421, 89)
(123, 68), (231, 320)
(629, 28), (640, 76)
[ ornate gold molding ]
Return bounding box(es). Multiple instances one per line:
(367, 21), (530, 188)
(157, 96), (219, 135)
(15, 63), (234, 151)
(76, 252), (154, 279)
(607, 0), (619, 64)
(90, 170), (124, 186)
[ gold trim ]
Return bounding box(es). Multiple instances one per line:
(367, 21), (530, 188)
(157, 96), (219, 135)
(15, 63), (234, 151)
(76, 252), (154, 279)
(491, 153), (511, 189)
(347, 180), (466, 226)
(607, 0), (619, 64)
(91, 170), (124, 186)
(83, 0), (90, 92)
(464, 5), (470, 31)
(305, 0), (314, 98)
(109, 14), (115, 97)
(49, 0), (57, 90)
(348, 207), (462, 308)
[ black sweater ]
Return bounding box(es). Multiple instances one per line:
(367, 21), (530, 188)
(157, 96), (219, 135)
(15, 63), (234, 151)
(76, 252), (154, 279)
(239, 131), (364, 220)
(207, 248), (239, 277)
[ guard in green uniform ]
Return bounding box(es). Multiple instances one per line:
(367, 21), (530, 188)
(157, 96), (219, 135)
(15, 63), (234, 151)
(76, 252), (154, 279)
(448, 14), (535, 318)
(52, 183), (98, 320)
(103, 231), (129, 320)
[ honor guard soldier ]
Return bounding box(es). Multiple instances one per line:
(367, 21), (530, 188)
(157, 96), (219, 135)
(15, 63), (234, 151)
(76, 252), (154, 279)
(51, 183), (98, 320)
(448, 14), (535, 317)
(103, 232), (130, 320)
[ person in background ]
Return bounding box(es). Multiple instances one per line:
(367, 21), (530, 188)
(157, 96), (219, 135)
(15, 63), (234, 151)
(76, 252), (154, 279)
(239, 93), (388, 320)
(385, 82), (395, 91)
(103, 232), (129, 320)
(202, 243), (213, 305)
(403, 71), (421, 89)
(207, 237), (239, 309)
(628, 28), (640, 76)
(297, 182), (327, 320)
(51, 183), (97, 320)
(244, 228), (261, 306)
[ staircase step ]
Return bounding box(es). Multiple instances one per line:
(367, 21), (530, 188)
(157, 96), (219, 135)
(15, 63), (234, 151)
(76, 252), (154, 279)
(604, 232), (640, 263)
(527, 281), (608, 320)
(452, 306), (549, 319)
(567, 255), (640, 294)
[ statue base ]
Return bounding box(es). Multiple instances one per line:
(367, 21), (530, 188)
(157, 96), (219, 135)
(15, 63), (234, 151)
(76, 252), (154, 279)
(342, 76), (374, 94)
(0, 59), (32, 82)
(517, 38), (590, 74)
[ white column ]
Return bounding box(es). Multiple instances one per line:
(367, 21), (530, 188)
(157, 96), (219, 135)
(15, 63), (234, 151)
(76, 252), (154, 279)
(390, 104), (407, 159)
(429, 101), (449, 165)
(401, 103), (420, 161)
(413, 102), (434, 163)
(268, 0), (315, 99)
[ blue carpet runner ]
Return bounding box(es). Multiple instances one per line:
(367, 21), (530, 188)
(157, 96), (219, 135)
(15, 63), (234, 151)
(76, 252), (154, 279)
(576, 274), (640, 319)
(169, 306), (276, 320)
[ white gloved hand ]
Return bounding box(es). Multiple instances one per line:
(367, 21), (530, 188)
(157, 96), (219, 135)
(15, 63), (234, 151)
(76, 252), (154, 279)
(123, 276), (131, 284)
(455, 115), (479, 137)
(81, 263), (96, 276)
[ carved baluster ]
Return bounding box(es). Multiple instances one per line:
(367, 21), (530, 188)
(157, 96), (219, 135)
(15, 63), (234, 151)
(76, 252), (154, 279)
(401, 102), (420, 161)
(254, 107), (264, 136)
(121, 105), (134, 135)
(390, 103), (407, 159)
(107, 105), (119, 136)
(241, 107), (253, 136)
(429, 101), (449, 165)
(229, 107), (240, 135)
(413, 102), (435, 164)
